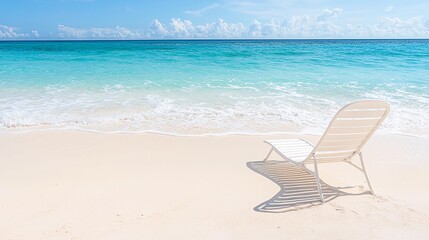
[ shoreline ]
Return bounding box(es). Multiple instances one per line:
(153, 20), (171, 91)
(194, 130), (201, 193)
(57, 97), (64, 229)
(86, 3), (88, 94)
(1, 126), (428, 139)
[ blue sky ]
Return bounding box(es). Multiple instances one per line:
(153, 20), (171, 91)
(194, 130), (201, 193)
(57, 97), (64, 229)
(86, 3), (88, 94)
(1, 0), (429, 39)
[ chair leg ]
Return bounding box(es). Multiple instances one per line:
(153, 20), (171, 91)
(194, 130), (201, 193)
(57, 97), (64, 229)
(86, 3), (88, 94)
(264, 147), (274, 161)
(313, 154), (325, 203)
(359, 152), (374, 195)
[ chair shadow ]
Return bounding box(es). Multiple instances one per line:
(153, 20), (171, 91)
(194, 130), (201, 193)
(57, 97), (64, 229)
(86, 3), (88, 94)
(247, 160), (369, 213)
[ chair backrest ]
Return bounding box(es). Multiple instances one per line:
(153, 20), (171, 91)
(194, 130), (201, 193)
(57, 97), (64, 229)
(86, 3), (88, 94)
(306, 100), (390, 163)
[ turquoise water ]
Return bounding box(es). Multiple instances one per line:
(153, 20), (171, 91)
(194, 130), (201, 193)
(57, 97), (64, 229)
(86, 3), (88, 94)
(1, 40), (428, 135)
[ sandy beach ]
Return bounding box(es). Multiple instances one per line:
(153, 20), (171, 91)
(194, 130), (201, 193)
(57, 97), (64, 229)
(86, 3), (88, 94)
(1, 131), (428, 239)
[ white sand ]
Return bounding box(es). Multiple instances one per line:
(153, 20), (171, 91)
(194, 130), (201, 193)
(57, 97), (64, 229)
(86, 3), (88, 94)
(1, 131), (428, 239)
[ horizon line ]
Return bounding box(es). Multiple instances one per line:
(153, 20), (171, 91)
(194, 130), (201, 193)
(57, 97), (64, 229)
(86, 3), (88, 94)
(1, 38), (429, 42)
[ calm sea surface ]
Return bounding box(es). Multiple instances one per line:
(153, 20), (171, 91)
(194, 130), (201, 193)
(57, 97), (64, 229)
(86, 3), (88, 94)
(0, 39), (428, 135)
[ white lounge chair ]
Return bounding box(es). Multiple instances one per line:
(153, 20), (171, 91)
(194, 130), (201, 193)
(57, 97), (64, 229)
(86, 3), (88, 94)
(263, 100), (390, 203)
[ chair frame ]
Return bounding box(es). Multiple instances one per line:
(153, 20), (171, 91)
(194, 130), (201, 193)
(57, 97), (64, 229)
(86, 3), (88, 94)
(263, 100), (390, 203)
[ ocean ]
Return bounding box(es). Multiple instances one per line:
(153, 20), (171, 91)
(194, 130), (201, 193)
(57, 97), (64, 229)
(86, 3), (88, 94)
(0, 39), (428, 136)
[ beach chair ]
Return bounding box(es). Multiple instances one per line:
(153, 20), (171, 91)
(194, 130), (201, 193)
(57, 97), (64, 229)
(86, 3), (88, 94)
(263, 100), (390, 203)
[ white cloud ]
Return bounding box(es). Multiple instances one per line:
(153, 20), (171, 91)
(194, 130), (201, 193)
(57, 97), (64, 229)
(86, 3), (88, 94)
(369, 16), (429, 38)
(169, 18), (195, 38)
(385, 5), (394, 12)
(210, 19), (246, 38)
(287, 15), (312, 37)
(0, 25), (29, 38)
(146, 14), (429, 39)
(32, 30), (40, 37)
(57, 25), (142, 39)
(316, 8), (343, 22)
(149, 19), (169, 37)
(148, 18), (246, 38)
(146, 15), (342, 39)
(3, 8), (429, 40)
(185, 3), (220, 16)
(248, 20), (262, 37)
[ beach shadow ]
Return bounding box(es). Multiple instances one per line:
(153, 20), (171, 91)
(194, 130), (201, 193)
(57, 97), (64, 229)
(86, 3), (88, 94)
(247, 160), (368, 213)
